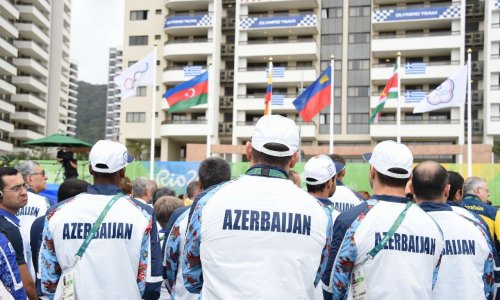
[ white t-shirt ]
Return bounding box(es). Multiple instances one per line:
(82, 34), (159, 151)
(329, 184), (362, 212)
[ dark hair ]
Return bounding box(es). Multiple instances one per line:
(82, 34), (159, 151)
(186, 181), (199, 199)
(306, 175), (336, 194)
(447, 171), (464, 201)
(153, 187), (176, 204)
(412, 161), (449, 201)
(58, 179), (90, 202)
(198, 157), (231, 190)
(329, 154), (346, 166)
(0, 167), (19, 190)
(120, 177), (132, 195)
(376, 170), (408, 188)
(251, 143), (293, 168)
(154, 196), (184, 227)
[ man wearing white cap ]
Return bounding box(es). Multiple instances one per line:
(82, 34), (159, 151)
(40, 140), (162, 300)
(322, 140), (444, 300)
(182, 115), (332, 299)
(327, 154), (363, 211)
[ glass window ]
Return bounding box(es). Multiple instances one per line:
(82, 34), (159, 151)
(155, 9), (162, 15)
(129, 35), (148, 46)
(321, 34), (342, 45)
(126, 112), (145, 122)
(347, 86), (369, 97)
(349, 6), (370, 17)
(348, 33), (370, 44)
(130, 10), (148, 21)
(136, 87), (147, 97)
(348, 59), (369, 70)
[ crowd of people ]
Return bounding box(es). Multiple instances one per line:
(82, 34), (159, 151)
(0, 114), (498, 299)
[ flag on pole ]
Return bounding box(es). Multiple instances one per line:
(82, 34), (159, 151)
(293, 66), (332, 123)
(163, 71), (208, 113)
(266, 67), (285, 78)
(264, 61), (273, 115)
(404, 90), (427, 103)
(114, 51), (155, 99)
(370, 65), (398, 124)
(413, 65), (467, 114)
(405, 62), (426, 75)
(184, 65), (203, 77)
(271, 94), (285, 106)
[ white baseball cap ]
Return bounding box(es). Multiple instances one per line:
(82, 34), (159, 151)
(304, 155), (338, 185)
(89, 140), (134, 173)
(362, 140), (413, 179)
(251, 115), (299, 157)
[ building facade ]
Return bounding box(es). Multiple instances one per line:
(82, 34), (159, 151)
(119, 0), (498, 162)
(105, 47), (123, 140)
(0, 0), (72, 154)
(67, 61), (78, 136)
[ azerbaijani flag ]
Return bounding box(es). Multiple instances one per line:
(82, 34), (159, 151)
(293, 66), (332, 123)
(264, 61), (272, 115)
(370, 65), (398, 124)
(163, 71), (208, 113)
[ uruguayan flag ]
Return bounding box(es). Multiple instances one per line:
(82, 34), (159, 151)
(405, 62), (426, 75)
(404, 90), (427, 103)
(266, 67), (285, 78)
(271, 94), (285, 105)
(184, 65), (203, 77)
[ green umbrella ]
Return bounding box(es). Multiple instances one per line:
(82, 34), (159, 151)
(23, 134), (93, 148)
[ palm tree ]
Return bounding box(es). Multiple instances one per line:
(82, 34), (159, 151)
(129, 142), (145, 160)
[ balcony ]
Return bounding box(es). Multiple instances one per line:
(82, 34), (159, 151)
(14, 40), (49, 61)
(490, 86), (500, 104)
(488, 116), (500, 135)
(238, 38), (318, 60)
(372, 6), (461, 31)
(491, 26), (500, 42)
(240, 14), (318, 36)
(370, 119), (461, 139)
(16, 22), (49, 45)
(371, 31), (462, 57)
(11, 111), (45, 126)
(0, 14), (18, 38)
(164, 14), (213, 36)
(0, 36), (17, 57)
(0, 139), (13, 153)
(0, 57), (16, 76)
(241, 0), (319, 11)
(0, 119), (14, 133)
(12, 75), (47, 93)
(11, 128), (44, 141)
(237, 66), (317, 85)
(371, 61), (462, 84)
(13, 57), (48, 77)
(160, 119), (208, 137)
(11, 93), (46, 110)
(162, 66), (208, 85)
(22, 0), (51, 14)
(0, 99), (15, 114)
(490, 55), (500, 73)
(17, 4), (50, 29)
(163, 38), (212, 60)
(1, 0), (19, 19)
(234, 120), (316, 139)
(164, 0), (209, 11)
(0, 78), (16, 95)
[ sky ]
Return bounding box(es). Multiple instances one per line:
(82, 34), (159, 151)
(71, 0), (124, 85)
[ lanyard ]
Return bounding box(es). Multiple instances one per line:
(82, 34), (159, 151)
(246, 167), (288, 179)
(75, 192), (124, 259)
(364, 201), (413, 262)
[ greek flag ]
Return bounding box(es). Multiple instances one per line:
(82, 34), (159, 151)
(266, 67), (285, 78)
(271, 94), (285, 105)
(405, 62), (426, 75)
(184, 65), (203, 77)
(404, 90), (427, 103)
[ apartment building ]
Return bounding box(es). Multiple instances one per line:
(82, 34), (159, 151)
(67, 61), (78, 136)
(119, 0), (497, 162)
(0, 0), (72, 154)
(105, 47), (122, 140)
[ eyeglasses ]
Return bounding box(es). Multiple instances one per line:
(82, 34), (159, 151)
(2, 183), (28, 192)
(30, 170), (46, 176)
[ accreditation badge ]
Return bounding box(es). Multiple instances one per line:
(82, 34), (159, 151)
(61, 271), (75, 300)
(351, 266), (368, 300)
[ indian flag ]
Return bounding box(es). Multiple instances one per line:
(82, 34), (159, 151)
(370, 65), (398, 124)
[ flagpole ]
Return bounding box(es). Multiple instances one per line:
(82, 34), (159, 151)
(149, 44), (157, 180)
(268, 57), (273, 115)
(467, 48), (472, 177)
(298, 70), (304, 163)
(329, 55), (334, 154)
(396, 52), (401, 143)
(206, 63), (212, 158)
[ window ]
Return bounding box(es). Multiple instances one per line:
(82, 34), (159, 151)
(349, 6), (370, 17)
(155, 35), (161, 40)
(321, 34), (342, 45)
(126, 112), (145, 122)
(348, 33), (370, 44)
(129, 35), (148, 46)
(347, 86), (369, 97)
(136, 87), (147, 97)
(348, 59), (369, 70)
(128, 61), (137, 67)
(130, 10), (148, 21)
(172, 114), (187, 121)
(155, 9), (162, 15)
(322, 8), (342, 18)
(319, 113), (341, 124)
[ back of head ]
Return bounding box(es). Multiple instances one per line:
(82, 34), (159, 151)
(58, 179), (90, 202)
(447, 171), (464, 201)
(132, 177), (152, 198)
(463, 176), (485, 195)
(120, 177), (132, 195)
(15, 160), (38, 181)
(0, 167), (19, 190)
(186, 181), (200, 199)
(152, 187), (176, 204)
(154, 195), (184, 227)
(198, 157), (231, 190)
(412, 161), (448, 201)
(304, 155), (338, 194)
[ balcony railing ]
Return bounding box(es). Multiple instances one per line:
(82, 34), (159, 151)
(373, 2), (458, 10)
(242, 11), (314, 18)
(239, 38), (316, 45)
(374, 119), (460, 125)
(161, 119), (207, 125)
(372, 31), (460, 40)
(237, 120), (314, 126)
(372, 60), (460, 68)
(238, 66), (314, 72)
(164, 38), (212, 45)
(237, 93), (298, 99)
(492, 116), (500, 121)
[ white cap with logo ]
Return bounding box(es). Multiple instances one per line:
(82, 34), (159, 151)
(251, 115), (299, 157)
(304, 155), (338, 185)
(89, 140), (134, 173)
(362, 140), (413, 179)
